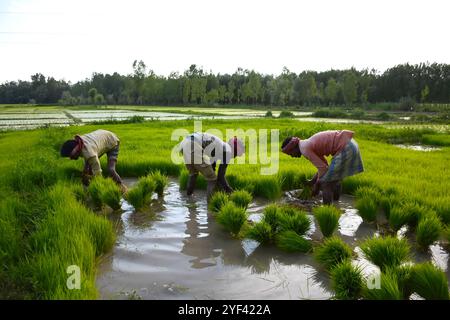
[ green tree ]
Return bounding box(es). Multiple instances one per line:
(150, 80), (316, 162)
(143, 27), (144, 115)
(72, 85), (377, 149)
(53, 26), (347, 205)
(421, 85), (430, 103)
(342, 72), (357, 105)
(88, 88), (97, 104)
(325, 78), (338, 105)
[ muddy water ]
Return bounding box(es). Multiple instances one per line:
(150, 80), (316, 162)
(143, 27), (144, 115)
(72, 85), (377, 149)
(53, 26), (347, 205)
(96, 180), (450, 299)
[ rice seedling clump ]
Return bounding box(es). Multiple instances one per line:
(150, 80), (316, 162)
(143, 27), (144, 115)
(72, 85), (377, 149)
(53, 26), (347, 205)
(125, 175), (156, 211)
(355, 197), (378, 222)
(314, 236), (353, 270)
(277, 206), (311, 236)
(275, 231), (312, 253)
(330, 261), (364, 300)
(409, 263), (449, 300)
(261, 204), (280, 231)
(149, 170), (169, 196)
(362, 269), (403, 300)
(360, 236), (411, 271)
(216, 202), (247, 236)
(416, 214), (442, 249)
(313, 205), (341, 237)
(246, 221), (273, 244)
(208, 191), (229, 213)
(100, 179), (122, 210)
(229, 190), (252, 209)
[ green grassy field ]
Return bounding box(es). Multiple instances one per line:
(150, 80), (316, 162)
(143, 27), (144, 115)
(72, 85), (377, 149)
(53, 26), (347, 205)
(0, 118), (449, 299)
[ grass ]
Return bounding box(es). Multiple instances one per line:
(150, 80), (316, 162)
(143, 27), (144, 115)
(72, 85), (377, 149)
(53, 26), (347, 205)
(229, 190), (253, 209)
(330, 261), (364, 300)
(216, 202), (247, 236)
(313, 205), (341, 237)
(277, 206), (311, 236)
(416, 214), (442, 249)
(409, 263), (449, 300)
(314, 236), (353, 270)
(149, 170), (169, 196)
(208, 191), (229, 213)
(246, 221), (273, 244)
(275, 231), (312, 253)
(360, 236), (411, 271)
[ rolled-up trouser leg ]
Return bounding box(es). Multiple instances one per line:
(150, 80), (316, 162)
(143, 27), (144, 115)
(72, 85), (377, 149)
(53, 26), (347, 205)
(187, 174), (198, 196)
(333, 181), (342, 201)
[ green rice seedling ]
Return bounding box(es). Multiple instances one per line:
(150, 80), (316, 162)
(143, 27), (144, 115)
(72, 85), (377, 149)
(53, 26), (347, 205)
(216, 202), (247, 236)
(179, 170), (207, 190)
(149, 170), (169, 196)
(416, 214), (442, 249)
(261, 204), (280, 231)
(362, 269), (403, 300)
(299, 186), (313, 200)
(125, 186), (146, 211)
(70, 183), (87, 204)
(275, 231), (312, 253)
(360, 236), (411, 271)
(355, 186), (382, 203)
(355, 197), (378, 222)
(313, 205), (341, 237)
(445, 226), (450, 244)
(9, 155), (58, 192)
(409, 262), (449, 300)
(246, 221), (273, 244)
(314, 236), (353, 270)
(87, 176), (107, 208)
(401, 202), (427, 228)
(208, 191), (229, 213)
(100, 179), (122, 211)
(251, 176), (282, 200)
(379, 194), (400, 218)
(330, 261), (364, 300)
(395, 265), (413, 299)
(136, 175), (156, 197)
(277, 207), (311, 236)
(229, 190), (252, 209)
(0, 198), (22, 267)
(389, 205), (412, 231)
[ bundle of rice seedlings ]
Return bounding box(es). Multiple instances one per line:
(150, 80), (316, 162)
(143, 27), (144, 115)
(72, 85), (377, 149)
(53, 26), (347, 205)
(136, 175), (156, 197)
(100, 179), (122, 210)
(313, 205), (341, 237)
(379, 194), (400, 219)
(216, 202), (247, 236)
(354, 186), (382, 202)
(246, 221), (273, 244)
(299, 185), (313, 200)
(409, 262), (449, 300)
(149, 170), (169, 196)
(262, 204), (280, 231)
(229, 190), (253, 209)
(278, 206), (311, 236)
(125, 186), (146, 211)
(330, 261), (364, 300)
(87, 177), (106, 208)
(314, 236), (353, 270)
(275, 231), (312, 253)
(389, 206), (412, 231)
(360, 236), (411, 271)
(355, 197), (378, 222)
(416, 214), (442, 249)
(401, 203), (427, 228)
(362, 269), (403, 300)
(208, 191), (229, 213)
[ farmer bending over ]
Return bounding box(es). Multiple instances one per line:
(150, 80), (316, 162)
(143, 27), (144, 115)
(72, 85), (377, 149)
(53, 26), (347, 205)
(60, 129), (127, 192)
(281, 130), (364, 204)
(180, 132), (245, 199)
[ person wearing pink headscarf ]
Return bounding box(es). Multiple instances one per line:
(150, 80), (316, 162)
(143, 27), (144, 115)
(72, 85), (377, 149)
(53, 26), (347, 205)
(281, 130), (364, 204)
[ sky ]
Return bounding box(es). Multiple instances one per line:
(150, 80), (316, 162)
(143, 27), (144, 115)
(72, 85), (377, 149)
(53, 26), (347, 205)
(0, 0), (449, 83)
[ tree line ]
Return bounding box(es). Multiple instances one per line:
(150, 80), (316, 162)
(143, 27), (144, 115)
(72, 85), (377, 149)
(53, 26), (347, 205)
(1, 61), (450, 108)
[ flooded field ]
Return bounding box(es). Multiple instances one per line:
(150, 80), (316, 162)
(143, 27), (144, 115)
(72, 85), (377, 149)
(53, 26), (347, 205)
(96, 179), (449, 300)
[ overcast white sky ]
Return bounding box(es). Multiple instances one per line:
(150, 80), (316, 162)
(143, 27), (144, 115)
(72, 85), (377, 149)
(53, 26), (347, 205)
(0, 0), (449, 83)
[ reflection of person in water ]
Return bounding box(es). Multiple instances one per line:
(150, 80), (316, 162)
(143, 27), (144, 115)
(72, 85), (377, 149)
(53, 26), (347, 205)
(181, 198), (274, 273)
(181, 201), (221, 268)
